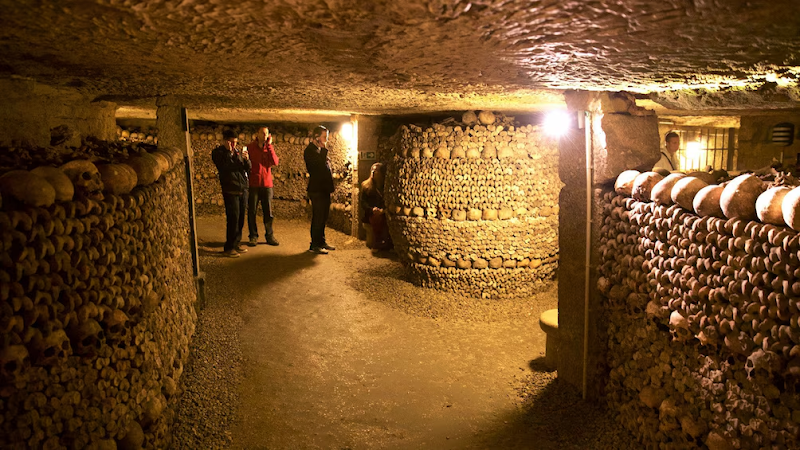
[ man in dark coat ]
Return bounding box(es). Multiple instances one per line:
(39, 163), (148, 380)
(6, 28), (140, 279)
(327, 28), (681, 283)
(212, 129), (251, 257)
(304, 125), (335, 254)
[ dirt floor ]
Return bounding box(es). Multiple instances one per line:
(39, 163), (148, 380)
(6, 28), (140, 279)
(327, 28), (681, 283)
(171, 216), (636, 450)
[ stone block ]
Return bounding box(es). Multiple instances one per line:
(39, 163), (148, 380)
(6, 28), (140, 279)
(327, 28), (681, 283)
(595, 113), (660, 184)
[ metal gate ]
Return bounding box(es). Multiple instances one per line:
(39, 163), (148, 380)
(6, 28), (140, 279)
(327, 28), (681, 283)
(672, 127), (738, 172)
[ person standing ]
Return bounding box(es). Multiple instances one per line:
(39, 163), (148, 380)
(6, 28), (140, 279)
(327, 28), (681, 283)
(212, 130), (251, 257)
(246, 126), (280, 246)
(654, 131), (680, 174)
(304, 125), (335, 254)
(360, 162), (392, 250)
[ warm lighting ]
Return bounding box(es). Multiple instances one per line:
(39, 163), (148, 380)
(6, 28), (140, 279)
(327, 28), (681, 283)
(341, 122), (354, 142)
(685, 141), (703, 160)
(342, 120), (358, 163)
(543, 111), (572, 137)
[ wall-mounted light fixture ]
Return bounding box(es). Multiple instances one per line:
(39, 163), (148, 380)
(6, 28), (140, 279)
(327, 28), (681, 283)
(543, 110), (572, 137)
(685, 141), (703, 160)
(341, 120), (358, 163)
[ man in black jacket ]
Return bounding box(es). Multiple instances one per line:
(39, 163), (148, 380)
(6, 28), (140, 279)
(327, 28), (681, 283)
(304, 125), (335, 254)
(212, 130), (251, 257)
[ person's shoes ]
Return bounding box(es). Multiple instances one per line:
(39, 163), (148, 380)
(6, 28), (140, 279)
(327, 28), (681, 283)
(320, 243), (336, 251)
(235, 246), (248, 254)
(266, 236), (280, 246)
(308, 246), (329, 254)
(223, 249), (240, 258)
(248, 237), (257, 247)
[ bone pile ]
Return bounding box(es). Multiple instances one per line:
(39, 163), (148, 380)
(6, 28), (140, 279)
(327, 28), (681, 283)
(115, 126), (158, 145)
(600, 170), (800, 449)
(165, 125), (355, 229)
(385, 115), (560, 299)
(0, 145), (196, 449)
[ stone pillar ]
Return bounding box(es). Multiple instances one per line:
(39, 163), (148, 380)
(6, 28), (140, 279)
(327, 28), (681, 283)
(0, 77), (115, 147)
(558, 92), (660, 399)
(355, 115), (381, 240)
(156, 95), (191, 157)
(557, 112), (594, 397)
(156, 96), (204, 304)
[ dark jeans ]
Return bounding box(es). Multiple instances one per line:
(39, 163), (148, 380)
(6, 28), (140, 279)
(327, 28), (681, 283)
(308, 191), (331, 248)
(248, 187), (274, 239)
(223, 191), (247, 251)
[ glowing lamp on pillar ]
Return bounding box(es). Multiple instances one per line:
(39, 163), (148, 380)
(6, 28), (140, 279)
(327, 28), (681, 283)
(543, 110), (572, 137)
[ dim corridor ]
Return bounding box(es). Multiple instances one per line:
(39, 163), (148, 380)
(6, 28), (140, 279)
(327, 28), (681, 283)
(171, 216), (633, 450)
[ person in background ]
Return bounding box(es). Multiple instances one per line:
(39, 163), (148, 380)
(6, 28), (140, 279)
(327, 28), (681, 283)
(654, 131), (680, 175)
(304, 125), (336, 254)
(246, 126), (280, 246)
(212, 130), (251, 257)
(360, 162), (392, 251)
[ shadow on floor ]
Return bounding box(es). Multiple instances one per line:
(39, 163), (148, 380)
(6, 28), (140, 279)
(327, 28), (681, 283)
(472, 368), (637, 450)
(528, 357), (556, 373)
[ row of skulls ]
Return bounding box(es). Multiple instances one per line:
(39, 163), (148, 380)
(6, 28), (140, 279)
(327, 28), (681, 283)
(0, 144), (183, 210)
(615, 170), (800, 230)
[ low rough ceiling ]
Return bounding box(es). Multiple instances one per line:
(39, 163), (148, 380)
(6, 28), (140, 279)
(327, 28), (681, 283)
(1, 0), (799, 117)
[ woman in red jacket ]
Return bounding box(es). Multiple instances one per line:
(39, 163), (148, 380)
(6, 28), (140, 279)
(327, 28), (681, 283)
(246, 127), (280, 246)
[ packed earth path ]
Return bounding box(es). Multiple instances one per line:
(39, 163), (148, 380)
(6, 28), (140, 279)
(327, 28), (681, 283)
(171, 216), (636, 450)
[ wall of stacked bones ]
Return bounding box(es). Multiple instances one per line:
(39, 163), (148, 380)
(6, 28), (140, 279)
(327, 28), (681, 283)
(0, 140), (196, 449)
(385, 111), (560, 299)
(601, 168), (800, 449)
(115, 124), (356, 235)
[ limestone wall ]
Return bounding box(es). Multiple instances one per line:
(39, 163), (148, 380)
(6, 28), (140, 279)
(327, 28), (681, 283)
(0, 152), (196, 448)
(738, 113), (800, 171)
(0, 78), (116, 148)
(385, 119), (560, 299)
(599, 193), (800, 448)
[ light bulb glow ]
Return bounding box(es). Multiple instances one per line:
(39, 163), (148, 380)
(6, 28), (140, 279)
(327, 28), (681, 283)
(686, 141), (703, 160)
(543, 111), (572, 136)
(341, 123), (353, 141)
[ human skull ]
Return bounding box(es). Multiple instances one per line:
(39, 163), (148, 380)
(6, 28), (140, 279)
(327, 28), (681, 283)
(67, 319), (105, 357)
(461, 111), (478, 125)
(60, 160), (104, 201)
(30, 329), (72, 366)
(478, 110), (496, 125)
(97, 164), (137, 195)
(0, 345), (30, 383)
(100, 309), (129, 343)
(745, 349), (781, 378)
(0, 170), (56, 207)
(30, 166), (75, 202)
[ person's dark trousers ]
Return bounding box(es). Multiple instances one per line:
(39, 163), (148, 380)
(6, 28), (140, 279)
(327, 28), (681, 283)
(248, 187), (274, 239)
(223, 191), (247, 251)
(308, 191), (331, 248)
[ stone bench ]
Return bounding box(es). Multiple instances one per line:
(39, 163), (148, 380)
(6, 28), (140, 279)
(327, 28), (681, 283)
(539, 309), (559, 370)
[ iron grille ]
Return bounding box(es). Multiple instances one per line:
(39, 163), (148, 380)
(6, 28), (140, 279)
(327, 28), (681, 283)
(672, 127), (738, 172)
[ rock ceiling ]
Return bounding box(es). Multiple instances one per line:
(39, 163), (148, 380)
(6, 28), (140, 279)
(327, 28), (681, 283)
(1, 0), (799, 118)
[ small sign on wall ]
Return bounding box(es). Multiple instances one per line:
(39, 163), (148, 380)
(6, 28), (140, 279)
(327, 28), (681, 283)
(359, 151), (376, 160)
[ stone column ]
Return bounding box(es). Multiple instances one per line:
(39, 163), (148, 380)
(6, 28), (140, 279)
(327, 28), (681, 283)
(355, 115), (381, 240)
(156, 96), (205, 305)
(558, 92), (660, 399)
(156, 95), (191, 157)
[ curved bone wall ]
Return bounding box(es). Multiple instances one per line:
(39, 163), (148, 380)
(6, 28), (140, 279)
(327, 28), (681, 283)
(599, 193), (800, 448)
(0, 165), (196, 449)
(386, 122), (559, 299)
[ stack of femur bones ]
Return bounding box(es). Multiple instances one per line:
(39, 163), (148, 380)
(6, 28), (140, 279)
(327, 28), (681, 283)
(0, 144), (196, 449)
(600, 169), (800, 449)
(385, 116), (560, 299)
